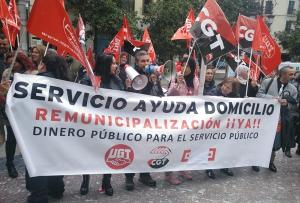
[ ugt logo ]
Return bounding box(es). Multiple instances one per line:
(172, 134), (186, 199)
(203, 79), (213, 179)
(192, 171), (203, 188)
(105, 144), (134, 170)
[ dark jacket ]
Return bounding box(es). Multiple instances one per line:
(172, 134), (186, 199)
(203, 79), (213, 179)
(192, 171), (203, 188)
(203, 80), (216, 96)
(101, 75), (124, 91)
(0, 54), (5, 78)
(239, 80), (259, 98)
(208, 85), (240, 98)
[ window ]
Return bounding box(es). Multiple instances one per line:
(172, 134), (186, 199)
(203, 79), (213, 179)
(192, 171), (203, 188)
(285, 21), (293, 32)
(265, 0), (273, 14)
(287, 1), (295, 15)
(143, 0), (152, 14)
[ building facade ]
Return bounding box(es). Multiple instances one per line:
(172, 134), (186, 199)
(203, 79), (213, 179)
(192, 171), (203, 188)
(261, 0), (300, 34)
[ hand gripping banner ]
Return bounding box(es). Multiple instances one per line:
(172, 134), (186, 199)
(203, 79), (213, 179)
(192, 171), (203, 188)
(6, 74), (280, 177)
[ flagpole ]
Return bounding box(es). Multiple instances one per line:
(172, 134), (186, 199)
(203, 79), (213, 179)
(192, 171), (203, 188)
(16, 34), (20, 48)
(5, 20), (13, 52)
(255, 55), (259, 80)
(182, 39), (197, 74)
(215, 57), (221, 69)
(237, 13), (240, 68)
(245, 49), (253, 98)
(198, 58), (207, 96)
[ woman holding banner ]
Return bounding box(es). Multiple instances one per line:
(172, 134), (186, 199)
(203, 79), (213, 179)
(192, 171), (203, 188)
(206, 77), (240, 178)
(1, 51), (36, 179)
(26, 53), (68, 203)
(79, 54), (118, 197)
(166, 57), (199, 185)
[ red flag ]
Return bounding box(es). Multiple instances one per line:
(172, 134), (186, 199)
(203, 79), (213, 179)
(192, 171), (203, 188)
(104, 29), (124, 60)
(190, 0), (236, 64)
(57, 46), (68, 57)
(252, 16), (281, 76)
(58, 0), (65, 8)
(27, 0), (89, 70)
(243, 55), (261, 80)
(0, 0), (20, 47)
(142, 28), (156, 63)
(76, 14), (85, 45)
(121, 16), (134, 42)
(0, 0), (9, 19)
(86, 47), (95, 69)
(171, 9), (195, 41)
(235, 15), (256, 49)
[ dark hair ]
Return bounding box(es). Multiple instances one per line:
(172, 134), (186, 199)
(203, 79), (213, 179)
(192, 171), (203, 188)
(182, 57), (196, 88)
(6, 51), (35, 72)
(95, 54), (114, 84)
(219, 77), (240, 97)
(42, 53), (69, 81)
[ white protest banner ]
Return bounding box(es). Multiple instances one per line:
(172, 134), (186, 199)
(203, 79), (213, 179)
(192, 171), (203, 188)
(6, 74), (280, 177)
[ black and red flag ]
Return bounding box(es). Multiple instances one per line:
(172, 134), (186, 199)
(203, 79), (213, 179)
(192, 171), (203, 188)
(189, 0), (236, 64)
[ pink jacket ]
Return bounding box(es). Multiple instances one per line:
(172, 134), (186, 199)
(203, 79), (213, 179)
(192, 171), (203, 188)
(168, 76), (200, 96)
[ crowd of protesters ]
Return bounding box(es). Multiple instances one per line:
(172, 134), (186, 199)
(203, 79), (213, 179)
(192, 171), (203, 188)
(0, 35), (300, 203)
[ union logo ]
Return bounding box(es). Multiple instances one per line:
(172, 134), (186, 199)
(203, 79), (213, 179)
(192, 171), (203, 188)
(105, 144), (134, 170)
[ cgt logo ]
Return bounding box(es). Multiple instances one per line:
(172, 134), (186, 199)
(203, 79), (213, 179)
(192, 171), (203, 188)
(148, 146), (171, 169)
(105, 144), (134, 170)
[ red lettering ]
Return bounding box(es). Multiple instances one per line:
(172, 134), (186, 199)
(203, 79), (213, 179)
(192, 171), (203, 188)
(36, 108), (47, 120)
(208, 148), (216, 161)
(65, 112), (78, 123)
(115, 117), (123, 127)
(132, 118), (140, 128)
(51, 109), (61, 121)
(181, 150), (191, 162)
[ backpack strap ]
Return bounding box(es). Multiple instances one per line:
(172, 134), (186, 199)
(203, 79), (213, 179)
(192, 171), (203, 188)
(265, 78), (274, 94)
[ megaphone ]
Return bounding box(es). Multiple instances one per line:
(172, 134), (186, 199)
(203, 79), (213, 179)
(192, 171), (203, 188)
(144, 60), (175, 82)
(125, 65), (148, 90)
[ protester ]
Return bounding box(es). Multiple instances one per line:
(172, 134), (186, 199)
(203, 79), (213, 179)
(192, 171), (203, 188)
(202, 65), (218, 179)
(164, 57), (199, 185)
(0, 37), (9, 146)
(30, 44), (46, 69)
(206, 77), (240, 177)
(118, 51), (129, 87)
(0, 37), (9, 76)
(1, 51), (37, 179)
(235, 64), (259, 98)
(75, 54), (117, 196)
(90, 53), (121, 196)
(256, 66), (297, 172)
(25, 53), (68, 203)
(168, 57), (199, 96)
(203, 64), (216, 95)
(124, 50), (162, 190)
(2, 52), (38, 82)
(292, 72), (300, 155)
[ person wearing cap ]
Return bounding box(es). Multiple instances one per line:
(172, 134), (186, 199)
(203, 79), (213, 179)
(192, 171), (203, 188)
(256, 66), (297, 172)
